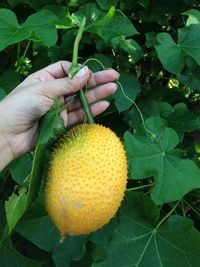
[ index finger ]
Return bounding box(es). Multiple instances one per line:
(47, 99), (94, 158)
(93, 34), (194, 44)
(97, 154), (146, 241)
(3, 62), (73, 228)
(42, 60), (72, 79)
(87, 69), (119, 88)
(20, 61), (72, 87)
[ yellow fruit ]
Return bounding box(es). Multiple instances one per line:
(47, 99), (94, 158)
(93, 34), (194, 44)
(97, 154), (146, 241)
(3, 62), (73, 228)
(44, 124), (127, 237)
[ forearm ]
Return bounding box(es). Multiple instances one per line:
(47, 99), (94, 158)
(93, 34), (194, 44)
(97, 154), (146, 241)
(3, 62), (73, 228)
(0, 103), (14, 171)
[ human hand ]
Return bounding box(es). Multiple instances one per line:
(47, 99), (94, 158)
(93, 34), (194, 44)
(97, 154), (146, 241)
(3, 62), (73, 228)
(0, 61), (118, 170)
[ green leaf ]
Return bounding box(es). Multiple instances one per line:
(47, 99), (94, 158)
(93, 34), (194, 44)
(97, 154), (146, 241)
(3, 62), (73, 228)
(183, 9), (200, 26)
(0, 244), (43, 267)
(93, 192), (200, 267)
(44, 5), (74, 29)
(167, 103), (200, 133)
(0, 70), (20, 93)
(26, 100), (65, 208)
(72, 3), (105, 27)
(0, 8), (30, 51)
(145, 32), (157, 48)
(156, 25), (200, 73)
(114, 73), (141, 112)
(0, 200), (6, 237)
(22, 192), (46, 220)
(155, 33), (184, 74)
(2, 145), (47, 242)
(8, 153), (33, 184)
(37, 99), (65, 145)
(16, 215), (60, 252)
(177, 69), (200, 90)
(26, 144), (47, 207)
(71, 251), (93, 267)
(178, 24), (200, 66)
(23, 10), (57, 46)
(89, 218), (117, 244)
(96, 0), (118, 10)
(138, 0), (150, 7)
(88, 8), (138, 41)
(52, 236), (88, 267)
(91, 243), (107, 263)
(86, 53), (112, 72)
(7, 0), (50, 9)
(124, 100), (200, 134)
(111, 37), (143, 64)
(0, 87), (6, 100)
(73, 4), (137, 41)
(124, 100), (168, 129)
(5, 187), (27, 234)
(124, 117), (200, 204)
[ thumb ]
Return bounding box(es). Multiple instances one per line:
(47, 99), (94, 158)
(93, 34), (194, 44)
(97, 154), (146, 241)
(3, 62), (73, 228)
(35, 66), (90, 98)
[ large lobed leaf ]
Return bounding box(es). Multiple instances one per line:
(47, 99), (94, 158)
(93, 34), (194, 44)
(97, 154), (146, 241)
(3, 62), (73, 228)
(0, 8), (30, 51)
(124, 117), (200, 204)
(72, 4), (138, 41)
(0, 8), (58, 51)
(23, 9), (58, 47)
(0, 244), (43, 267)
(92, 192), (200, 267)
(124, 100), (200, 134)
(114, 73), (141, 112)
(155, 24), (200, 74)
(16, 215), (60, 252)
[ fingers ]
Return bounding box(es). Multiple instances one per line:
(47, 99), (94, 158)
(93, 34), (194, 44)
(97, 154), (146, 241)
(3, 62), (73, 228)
(87, 69), (119, 88)
(60, 81), (117, 128)
(42, 63), (118, 84)
(41, 61), (72, 79)
(34, 66), (90, 98)
(61, 108), (68, 128)
(21, 61), (72, 86)
(67, 101), (110, 127)
(67, 82), (117, 112)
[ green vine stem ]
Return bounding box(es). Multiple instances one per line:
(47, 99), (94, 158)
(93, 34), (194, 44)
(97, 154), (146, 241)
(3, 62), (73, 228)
(17, 43), (21, 60)
(155, 201), (180, 230)
(82, 57), (156, 138)
(22, 40), (31, 59)
(183, 199), (200, 217)
(68, 17), (94, 124)
(126, 183), (154, 192)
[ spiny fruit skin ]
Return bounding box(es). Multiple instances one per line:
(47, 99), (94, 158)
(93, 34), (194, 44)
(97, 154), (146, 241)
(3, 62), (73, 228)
(45, 124), (127, 237)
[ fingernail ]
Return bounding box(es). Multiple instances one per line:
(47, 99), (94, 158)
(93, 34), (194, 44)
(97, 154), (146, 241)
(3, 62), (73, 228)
(116, 71), (120, 80)
(107, 68), (120, 80)
(75, 66), (89, 78)
(104, 101), (110, 108)
(113, 83), (118, 92)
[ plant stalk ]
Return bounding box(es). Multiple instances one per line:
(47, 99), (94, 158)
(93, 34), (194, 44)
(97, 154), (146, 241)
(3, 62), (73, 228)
(68, 17), (94, 124)
(22, 40), (31, 59)
(156, 201), (180, 230)
(126, 183), (154, 192)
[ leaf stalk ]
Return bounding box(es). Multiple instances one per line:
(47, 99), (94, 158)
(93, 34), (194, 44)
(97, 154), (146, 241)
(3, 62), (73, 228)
(156, 201), (180, 230)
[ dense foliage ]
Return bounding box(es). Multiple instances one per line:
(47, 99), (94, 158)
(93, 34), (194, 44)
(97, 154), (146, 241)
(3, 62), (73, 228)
(1, 0), (200, 266)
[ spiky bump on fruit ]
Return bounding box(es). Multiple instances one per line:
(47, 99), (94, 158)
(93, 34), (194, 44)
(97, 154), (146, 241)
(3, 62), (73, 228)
(45, 124), (127, 237)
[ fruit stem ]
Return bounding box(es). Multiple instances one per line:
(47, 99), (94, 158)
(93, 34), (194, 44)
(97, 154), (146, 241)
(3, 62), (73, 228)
(68, 17), (94, 124)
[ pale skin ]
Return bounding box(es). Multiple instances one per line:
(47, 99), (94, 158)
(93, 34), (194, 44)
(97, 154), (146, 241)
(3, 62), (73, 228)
(0, 61), (119, 171)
